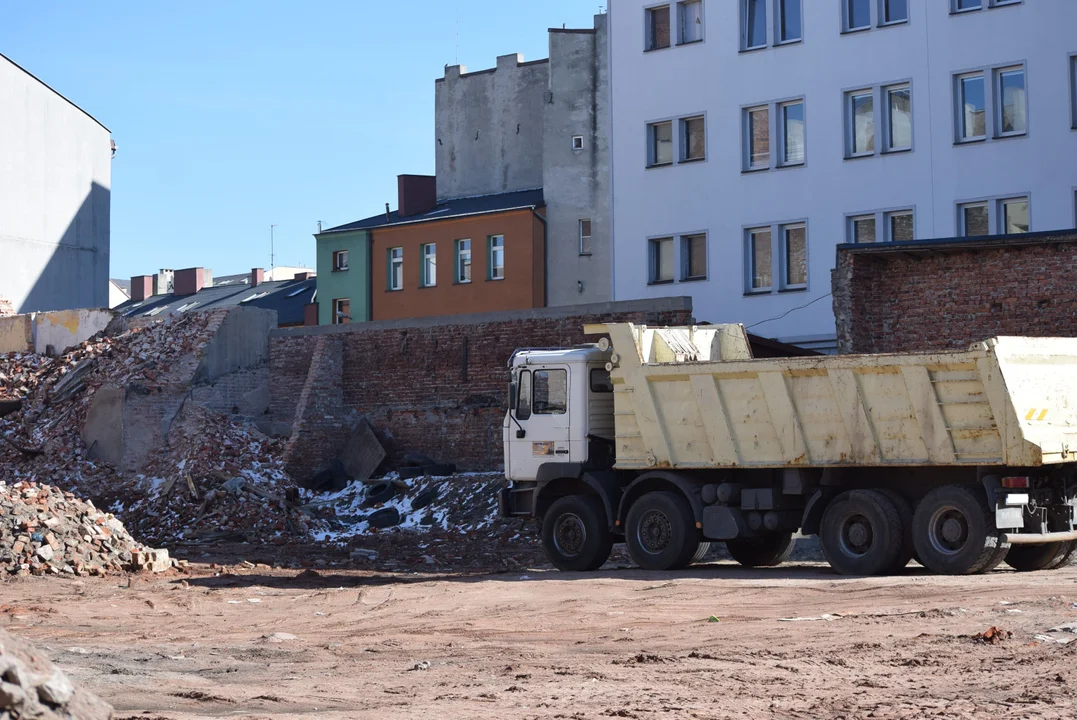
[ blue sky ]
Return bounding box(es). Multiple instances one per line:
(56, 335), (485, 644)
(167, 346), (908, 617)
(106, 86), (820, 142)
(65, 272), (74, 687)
(1, 1), (601, 279)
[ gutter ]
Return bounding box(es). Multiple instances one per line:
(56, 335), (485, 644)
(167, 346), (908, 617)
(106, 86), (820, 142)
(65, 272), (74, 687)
(321, 203), (545, 235)
(533, 210), (548, 307)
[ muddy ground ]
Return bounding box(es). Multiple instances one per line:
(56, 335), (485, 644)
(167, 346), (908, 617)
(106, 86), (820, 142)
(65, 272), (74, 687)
(2, 545), (1076, 720)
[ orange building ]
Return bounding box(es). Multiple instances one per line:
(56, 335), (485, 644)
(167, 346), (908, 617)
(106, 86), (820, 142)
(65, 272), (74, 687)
(319, 176), (547, 322)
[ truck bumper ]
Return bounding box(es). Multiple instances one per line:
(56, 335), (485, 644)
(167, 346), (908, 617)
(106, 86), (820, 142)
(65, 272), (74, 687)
(1002, 530), (1077, 545)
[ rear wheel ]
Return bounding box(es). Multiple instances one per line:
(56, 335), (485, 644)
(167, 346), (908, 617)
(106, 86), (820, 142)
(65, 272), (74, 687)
(913, 485), (1001, 575)
(878, 490), (915, 573)
(820, 490), (903, 576)
(1049, 541), (1077, 569)
(541, 495), (613, 572)
(1006, 542), (1073, 572)
(625, 491), (700, 571)
(726, 533), (795, 568)
(690, 542), (712, 565)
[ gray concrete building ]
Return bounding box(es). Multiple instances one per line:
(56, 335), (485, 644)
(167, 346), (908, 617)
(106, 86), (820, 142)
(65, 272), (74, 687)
(434, 14), (610, 307)
(0, 53), (112, 314)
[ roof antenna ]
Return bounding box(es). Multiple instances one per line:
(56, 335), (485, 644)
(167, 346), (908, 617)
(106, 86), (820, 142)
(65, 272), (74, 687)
(385, 203), (391, 222)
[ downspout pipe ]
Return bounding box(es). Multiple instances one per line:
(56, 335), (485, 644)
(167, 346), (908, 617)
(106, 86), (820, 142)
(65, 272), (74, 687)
(533, 208), (548, 307)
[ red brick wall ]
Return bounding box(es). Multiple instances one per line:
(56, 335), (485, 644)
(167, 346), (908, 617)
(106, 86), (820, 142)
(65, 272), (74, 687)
(270, 300), (694, 480)
(834, 233), (1077, 354)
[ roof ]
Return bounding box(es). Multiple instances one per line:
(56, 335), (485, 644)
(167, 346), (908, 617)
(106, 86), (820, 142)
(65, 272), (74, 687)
(837, 229), (1077, 258)
(321, 188), (545, 234)
(110, 278), (131, 293)
(113, 277), (316, 326)
(0, 52), (110, 133)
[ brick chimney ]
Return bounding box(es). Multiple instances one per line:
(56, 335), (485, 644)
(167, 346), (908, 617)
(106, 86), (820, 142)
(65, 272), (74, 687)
(397, 175), (437, 217)
(173, 268), (206, 297)
(131, 275), (153, 302)
(251, 268), (265, 287)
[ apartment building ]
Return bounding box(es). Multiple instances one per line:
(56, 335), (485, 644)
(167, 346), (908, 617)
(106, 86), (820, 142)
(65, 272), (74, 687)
(609, 0), (1077, 350)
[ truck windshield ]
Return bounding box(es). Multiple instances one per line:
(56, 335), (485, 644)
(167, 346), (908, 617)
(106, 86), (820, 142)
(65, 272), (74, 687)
(534, 369), (567, 415)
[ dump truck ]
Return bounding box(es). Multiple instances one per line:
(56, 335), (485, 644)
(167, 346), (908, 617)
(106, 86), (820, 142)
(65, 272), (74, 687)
(499, 323), (1077, 576)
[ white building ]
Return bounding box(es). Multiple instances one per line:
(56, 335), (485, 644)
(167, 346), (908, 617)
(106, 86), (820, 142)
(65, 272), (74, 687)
(608, 0), (1077, 350)
(0, 53), (112, 314)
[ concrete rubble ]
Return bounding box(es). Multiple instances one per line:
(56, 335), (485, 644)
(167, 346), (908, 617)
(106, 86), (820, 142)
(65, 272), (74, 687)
(0, 627), (113, 719)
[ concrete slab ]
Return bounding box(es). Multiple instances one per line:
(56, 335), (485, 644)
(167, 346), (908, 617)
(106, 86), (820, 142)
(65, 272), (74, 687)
(82, 388), (125, 467)
(339, 422), (386, 483)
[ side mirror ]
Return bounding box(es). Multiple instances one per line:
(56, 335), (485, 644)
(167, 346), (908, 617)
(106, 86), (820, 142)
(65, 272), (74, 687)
(516, 429), (526, 439)
(508, 381), (518, 410)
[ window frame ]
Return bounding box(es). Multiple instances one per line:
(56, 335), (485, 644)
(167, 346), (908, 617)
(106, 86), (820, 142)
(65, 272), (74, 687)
(744, 226), (774, 294)
(884, 82), (913, 152)
(953, 62), (1027, 144)
(779, 222), (808, 291)
(387, 247), (404, 292)
(843, 80), (914, 159)
(571, 135), (584, 151)
(742, 104), (771, 171)
(646, 119), (674, 168)
(880, 0), (909, 25)
(842, 0), (872, 33)
(739, 0), (801, 51)
(778, 99), (806, 167)
(847, 213), (878, 244)
(677, 0), (704, 45)
(332, 298), (350, 325)
(845, 88), (876, 158)
(420, 242), (437, 288)
(1070, 54), (1077, 131)
(956, 194), (1031, 236)
(681, 233), (708, 282)
(648, 236), (675, 285)
(776, 0), (803, 45)
(951, 0), (1022, 14)
(841, 0), (909, 33)
(488, 235), (505, 281)
(680, 114), (707, 162)
(332, 250), (349, 272)
(644, 3), (672, 52)
(845, 207), (916, 244)
(579, 219), (593, 256)
(740, 0), (769, 51)
(455, 239), (472, 285)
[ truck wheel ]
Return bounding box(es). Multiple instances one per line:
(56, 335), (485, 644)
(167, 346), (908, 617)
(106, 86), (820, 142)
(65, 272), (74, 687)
(1005, 542), (1073, 572)
(625, 491), (699, 571)
(690, 542), (712, 565)
(912, 485), (1001, 575)
(1049, 541), (1077, 569)
(541, 495), (613, 572)
(725, 533), (794, 568)
(878, 490), (915, 573)
(820, 490), (903, 576)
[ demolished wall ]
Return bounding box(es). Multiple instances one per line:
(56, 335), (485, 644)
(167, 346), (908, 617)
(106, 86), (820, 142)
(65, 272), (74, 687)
(270, 298), (694, 481)
(0, 309), (114, 355)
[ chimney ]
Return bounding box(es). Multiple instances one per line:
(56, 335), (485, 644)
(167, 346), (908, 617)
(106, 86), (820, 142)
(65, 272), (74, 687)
(173, 267), (206, 297)
(385, 203), (391, 222)
(251, 268), (265, 287)
(131, 275), (153, 302)
(153, 269), (175, 295)
(397, 175), (437, 217)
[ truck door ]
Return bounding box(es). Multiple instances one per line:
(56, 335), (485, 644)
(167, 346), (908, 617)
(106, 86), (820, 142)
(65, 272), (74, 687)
(509, 365), (571, 480)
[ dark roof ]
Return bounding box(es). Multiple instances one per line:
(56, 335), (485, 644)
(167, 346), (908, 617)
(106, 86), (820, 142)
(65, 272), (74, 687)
(322, 188), (545, 234)
(113, 278), (316, 327)
(837, 229), (1077, 257)
(110, 278), (131, 293)
(0, 52), (110, 133)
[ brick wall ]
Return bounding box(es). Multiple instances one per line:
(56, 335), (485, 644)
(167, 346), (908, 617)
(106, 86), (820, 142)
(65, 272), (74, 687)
(270, 298), (694, 480)
(833, 232), (1077, 354)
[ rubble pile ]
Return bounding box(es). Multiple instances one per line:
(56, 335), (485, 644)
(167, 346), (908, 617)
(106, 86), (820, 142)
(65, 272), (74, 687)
(0, 480), (150, 577)
(0, 627), (113, 719)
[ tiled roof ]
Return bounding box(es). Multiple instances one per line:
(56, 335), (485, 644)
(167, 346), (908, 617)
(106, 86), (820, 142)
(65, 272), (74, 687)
(322, 188), (545, 234)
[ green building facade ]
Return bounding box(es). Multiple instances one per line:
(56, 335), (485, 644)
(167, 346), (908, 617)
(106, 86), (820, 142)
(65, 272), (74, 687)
(315, 229), (372, 325)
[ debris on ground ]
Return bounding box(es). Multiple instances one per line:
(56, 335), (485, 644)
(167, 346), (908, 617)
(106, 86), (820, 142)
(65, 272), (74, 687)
(973, 626), (1013, 644)
(0, 627), (113, 719)
(0, 480), (161, 577)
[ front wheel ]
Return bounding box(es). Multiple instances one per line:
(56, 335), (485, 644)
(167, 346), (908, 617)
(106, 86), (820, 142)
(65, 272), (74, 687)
(625, 491), (699, 571)
(726, 533), (795, 568)
(541, 495), (613, 572)
(1006, 542), (1075, 572)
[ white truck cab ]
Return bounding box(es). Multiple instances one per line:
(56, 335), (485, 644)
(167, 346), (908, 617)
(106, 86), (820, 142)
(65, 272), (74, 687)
(504, 346), (614, 482)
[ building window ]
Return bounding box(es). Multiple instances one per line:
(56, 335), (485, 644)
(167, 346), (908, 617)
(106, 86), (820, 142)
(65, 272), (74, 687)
(883, 0), (908, 23)
(388, 247), (403, 291)
(741, 0), (799, 49)
(952, 0), (1022, 13)
(455, 239), (472, 284)
(744, 106), (770, 170)
(647, 121), (673, 166)
(572, 135), (584, 151)
(843, 0), (908, 31)
(332, 250), (349, 272)
(682, 234), (707, 280)
(780, 100), (805, 166)
(579, 220), (593, 256)
(957, 73), (986, 141)
(782, 224), (807, 289)
(332, 298), (350, 325)
(958, 195), (1030, 236)
(887, 210), (914, 241)
(488, 235), (505, 280)
(849, 214), (877, 244)
(886, 84), (912, 151)
(746, 228), (773, 292)
(845, 0), (871, 31)
(681, 116), (706, 161)
(678, 0), (703, 44)
(848, 90), (875, 156)
(1071, 55), (1077, 129)
(954, 0), (981, 9)
(420, 243), (437, 287)
(646, 5), (671, 51)
(996, 67), (1026, 136)
(649, 237), (674, 284)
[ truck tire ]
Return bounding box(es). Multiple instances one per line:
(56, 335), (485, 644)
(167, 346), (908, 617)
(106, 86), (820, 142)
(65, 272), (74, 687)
(1005, 542), (1074, 572)
(820, 490), (903, 576)
(625, 491), (700, 571)
(878, 490), (916, 573)
(912, 485), (1001, 575)
(725, 533), (794, 568)
(541, 495), (613, 572)
(690, 542), (712, 565)
(1049, 541), (1077, 569)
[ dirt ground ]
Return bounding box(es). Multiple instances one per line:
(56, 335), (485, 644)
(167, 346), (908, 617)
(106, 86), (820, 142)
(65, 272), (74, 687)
(2, 549), (1077, 720)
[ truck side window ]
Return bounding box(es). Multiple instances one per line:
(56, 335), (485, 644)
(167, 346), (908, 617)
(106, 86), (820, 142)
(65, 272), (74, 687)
(590, 368), (613, 393)
(534, 369), (568, 415)
(517, 370), (532, 421)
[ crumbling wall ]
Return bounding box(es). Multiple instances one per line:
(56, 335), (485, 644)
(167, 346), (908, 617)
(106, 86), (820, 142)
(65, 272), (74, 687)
(270, 298), (694, 480)
(0, 309), (114, 355)
(834, 234), (1077, 354)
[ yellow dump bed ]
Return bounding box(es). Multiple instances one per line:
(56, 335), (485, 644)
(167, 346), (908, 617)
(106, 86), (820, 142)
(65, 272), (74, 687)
(589, 323), (1077, 470)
